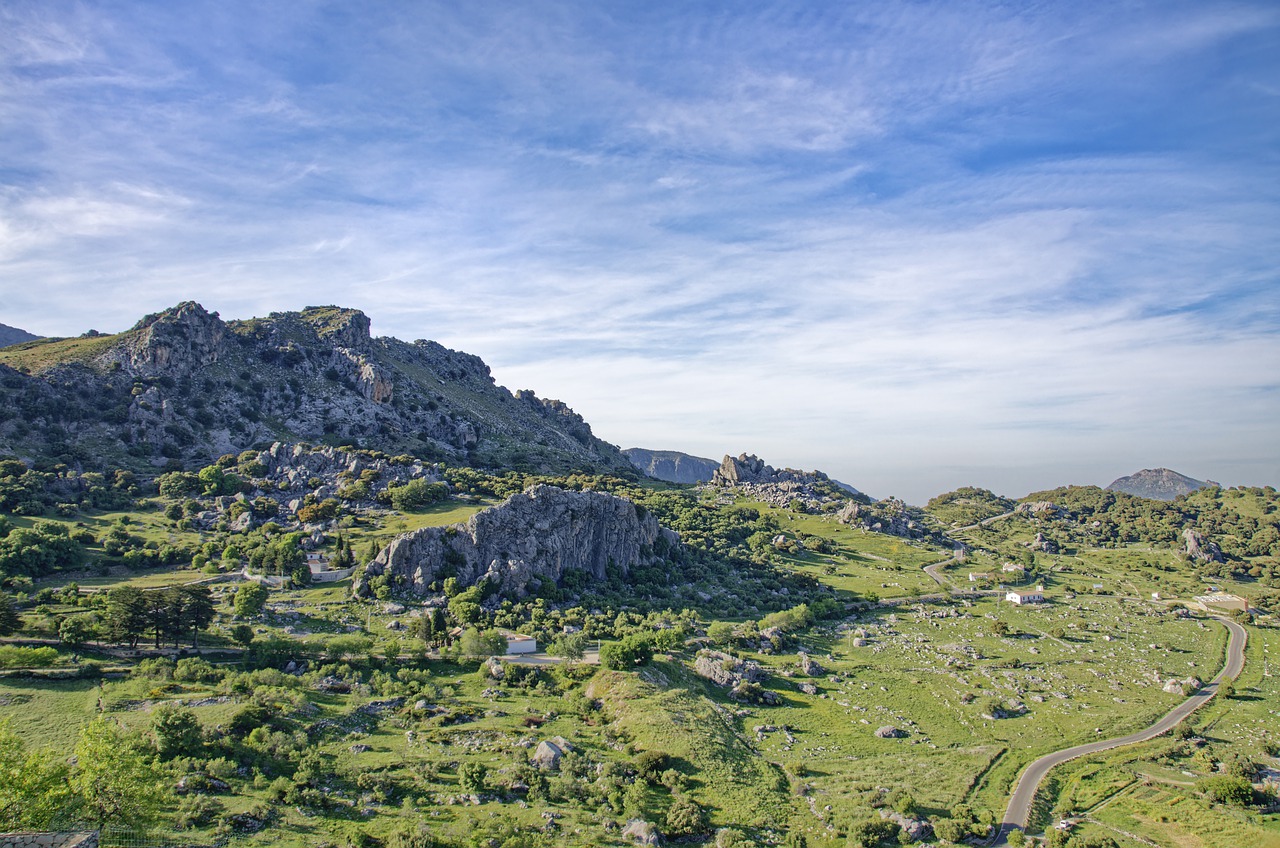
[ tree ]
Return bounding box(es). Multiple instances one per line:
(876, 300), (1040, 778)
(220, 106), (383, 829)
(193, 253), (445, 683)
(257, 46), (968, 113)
(0, 720), (73, 829)
(105, 586), (147, 648)
(459, 627), (505, 658)
(0, 594), (21, 637)
(599, 634), (654, 670)
(932, 819), (966, 844)
(234, 582), (269, 617)
(550, 631), (587, 664)
(59, 614), (96, 648)
(1218, 678), (1236, 698)
(151, 703), (203, 760)
(70, 716), (166, 827)
(706, 621), (736, 646)
(458, 762), (487, 793)
(1005, 829), (1026, 848)
(230, 623), (255, 647)
(664, 794), (708, 837)
(179, 586), (216, 648)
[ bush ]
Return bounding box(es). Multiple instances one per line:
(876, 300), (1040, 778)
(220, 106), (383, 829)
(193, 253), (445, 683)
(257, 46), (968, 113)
(0, 645), (58, 668)
(1197, 774), (1254, 806)
(634, 750), (670, 782)
(665, 794), (709, 837)
(599, 634), (654, 670)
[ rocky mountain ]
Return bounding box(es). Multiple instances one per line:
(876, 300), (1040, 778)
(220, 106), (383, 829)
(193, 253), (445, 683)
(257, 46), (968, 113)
(0, 302), (633, 476)
(1106, 468), (1215, 501)
(623, 447), (720, 484)
(353, 484), (680, 598)
(0, 323), (40, 349)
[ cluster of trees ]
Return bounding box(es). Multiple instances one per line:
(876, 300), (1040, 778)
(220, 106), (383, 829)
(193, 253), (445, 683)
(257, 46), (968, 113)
(69, 585), (219, 649)
(378, 478), (449, 511)
(0, 519), (84, 580)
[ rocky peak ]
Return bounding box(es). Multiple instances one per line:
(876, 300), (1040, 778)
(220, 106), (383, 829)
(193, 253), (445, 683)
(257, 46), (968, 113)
(1106, 468), (1215, 501)
(299, 306), (372, 350)
(113, 301), (226, 376)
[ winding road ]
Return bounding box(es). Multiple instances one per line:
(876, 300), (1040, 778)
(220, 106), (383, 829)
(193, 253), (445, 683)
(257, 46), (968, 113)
(993, 616), (1248, 844)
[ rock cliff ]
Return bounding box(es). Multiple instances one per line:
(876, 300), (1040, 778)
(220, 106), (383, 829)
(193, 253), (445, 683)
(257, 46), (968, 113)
(0, 302), (633, 476)
(353, 484), (680, 598)
(623, 448), (720, 484)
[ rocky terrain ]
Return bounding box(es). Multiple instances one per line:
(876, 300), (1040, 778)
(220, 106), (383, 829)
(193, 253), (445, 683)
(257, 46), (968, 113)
(172, 441), (445, 533)
(354, 483), (680, 598)
(1107, 468), (1214, 501)
(0, 323), (40, 349)
(0, 302), (633, 476)
(708, 452), (863, 512)
(623, 447), (720, 484)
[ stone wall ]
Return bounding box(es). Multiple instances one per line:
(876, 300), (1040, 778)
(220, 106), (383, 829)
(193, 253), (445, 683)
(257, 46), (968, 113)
(0, 833), (99, 848)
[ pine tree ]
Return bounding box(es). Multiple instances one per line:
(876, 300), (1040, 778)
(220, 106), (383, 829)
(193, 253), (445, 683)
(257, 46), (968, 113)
(0, 594), (21, 637)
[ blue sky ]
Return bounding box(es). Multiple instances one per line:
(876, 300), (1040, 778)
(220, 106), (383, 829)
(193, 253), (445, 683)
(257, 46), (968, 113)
(1, 1), (1277, 503)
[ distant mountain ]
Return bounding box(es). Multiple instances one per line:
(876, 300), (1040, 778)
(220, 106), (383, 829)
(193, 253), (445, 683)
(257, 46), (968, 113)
(0, 302), (634, 476)
(0, 323), (40, 348)
(623, 447), (720, 484)
(1106, 468), (1216, 501)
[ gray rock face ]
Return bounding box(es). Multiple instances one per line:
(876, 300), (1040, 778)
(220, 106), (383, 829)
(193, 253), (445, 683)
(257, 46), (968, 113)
(1107, 468), (1215, 501)
(623, 447), (720, 484)
(354, 485), (679, 598)
(836, 498), (926, 539)
(712, 453), (826, 487)
(1028, 532), (1059, 554)
(621, 820), (660, 846)
(532, 739), (567, 770)
(693, 649), (766, 688)
(875, 726), (907, 738)
(1182, 528), (1224, 563)
(0, 302), (634, 476)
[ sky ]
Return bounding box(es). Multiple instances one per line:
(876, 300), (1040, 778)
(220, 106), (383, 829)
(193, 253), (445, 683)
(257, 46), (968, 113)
(1, 2), (1278, 504)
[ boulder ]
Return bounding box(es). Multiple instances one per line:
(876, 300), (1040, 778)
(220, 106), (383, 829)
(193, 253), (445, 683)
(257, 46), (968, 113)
(532, 740), (566, 770)
(621, 819), (661, 846)
(798, 652), (825, 676)
(875, 726), (907, 739)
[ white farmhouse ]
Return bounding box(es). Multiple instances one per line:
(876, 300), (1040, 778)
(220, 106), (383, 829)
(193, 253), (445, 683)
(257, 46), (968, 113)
(1006, 587), (1045, 605)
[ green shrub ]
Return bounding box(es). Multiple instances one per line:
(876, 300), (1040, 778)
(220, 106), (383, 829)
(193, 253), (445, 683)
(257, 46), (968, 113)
(0, 645), (58, 668)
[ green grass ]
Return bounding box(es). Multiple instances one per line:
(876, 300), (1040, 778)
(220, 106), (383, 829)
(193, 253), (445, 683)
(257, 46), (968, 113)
(0, 332), (124, 374)
(0, 677), (101, 749)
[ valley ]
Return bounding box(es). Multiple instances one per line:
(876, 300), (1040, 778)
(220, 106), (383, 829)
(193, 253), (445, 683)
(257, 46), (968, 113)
(0, 306), (1277, 848)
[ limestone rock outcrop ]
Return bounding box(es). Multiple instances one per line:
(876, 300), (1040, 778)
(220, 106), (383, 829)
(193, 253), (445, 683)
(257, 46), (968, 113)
(0, 302), (634, 476)
(1183, 528), (1224, 563)
(354, 485), (679, 598)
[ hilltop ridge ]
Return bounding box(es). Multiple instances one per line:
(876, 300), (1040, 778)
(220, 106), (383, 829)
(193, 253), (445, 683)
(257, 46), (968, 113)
(0, 302), (633, 476)
(1107, 468), (1215, 501)
(0, 323), (40, 349)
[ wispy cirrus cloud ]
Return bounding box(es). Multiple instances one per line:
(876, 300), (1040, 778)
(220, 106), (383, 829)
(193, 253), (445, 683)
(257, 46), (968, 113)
(0, 1), (1276, 501)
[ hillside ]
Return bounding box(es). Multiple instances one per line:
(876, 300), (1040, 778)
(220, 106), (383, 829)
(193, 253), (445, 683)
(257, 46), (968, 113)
(0, 303), (633, 477)
(623, 447), (720, 484)
(1107, 468), (1214, 501)
(0, 322), (40, 349)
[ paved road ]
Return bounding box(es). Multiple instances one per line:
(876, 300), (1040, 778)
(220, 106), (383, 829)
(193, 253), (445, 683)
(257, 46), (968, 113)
(993, 616), (1248, 844)
(922, 511), (1019, 588)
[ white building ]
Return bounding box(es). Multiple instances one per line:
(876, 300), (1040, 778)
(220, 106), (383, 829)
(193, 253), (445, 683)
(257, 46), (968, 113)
(1006, 587), (1045, 605)
(503, 631), (538, 655)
